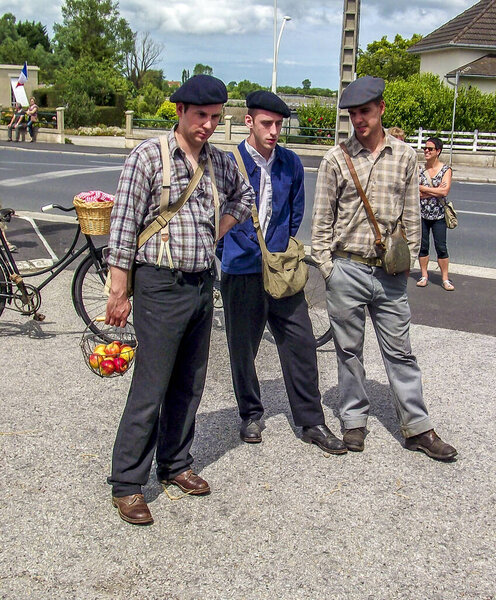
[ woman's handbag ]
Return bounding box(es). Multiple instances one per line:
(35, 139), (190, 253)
(441, 199), (458, 229)
(340, 143), (410, 275)
(232, 147), (308, 299)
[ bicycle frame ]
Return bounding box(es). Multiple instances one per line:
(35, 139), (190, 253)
(0, 212), (102, 311)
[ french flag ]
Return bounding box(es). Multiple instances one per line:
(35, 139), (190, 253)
(16, 62), (28, 88)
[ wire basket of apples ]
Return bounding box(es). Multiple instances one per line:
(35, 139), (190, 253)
(80, 320), (137, 378)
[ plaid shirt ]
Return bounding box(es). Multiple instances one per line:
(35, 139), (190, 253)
(312, 132), (421, 278)
(108, 129), (254, 272)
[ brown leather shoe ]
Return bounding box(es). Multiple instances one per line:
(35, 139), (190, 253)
(164, 469), (210, 495)
(112, 494), (153, 525)
(405, 429), (457, 461)
(343, 427), (366, 452)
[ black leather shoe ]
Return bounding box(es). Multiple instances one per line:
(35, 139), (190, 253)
(240, 419), (262, 443)
(405, 429), (457, 461)
(343, 427), (366, 452)
(302, 424), (347, 454)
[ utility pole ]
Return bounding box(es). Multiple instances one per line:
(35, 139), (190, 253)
(335, 0), (361, 145)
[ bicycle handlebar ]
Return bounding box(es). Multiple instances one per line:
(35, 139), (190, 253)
(41, 204), (76, 213)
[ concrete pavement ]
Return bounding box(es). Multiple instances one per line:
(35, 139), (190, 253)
(1, 270), (495, 599)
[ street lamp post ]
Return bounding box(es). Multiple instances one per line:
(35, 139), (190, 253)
(271, 10), (291, 93)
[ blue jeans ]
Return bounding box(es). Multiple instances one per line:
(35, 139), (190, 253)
(419, 218), (448, 259)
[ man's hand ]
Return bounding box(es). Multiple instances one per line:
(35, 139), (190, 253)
(105, 266), (131, 328)
(218, 214), (239, 239)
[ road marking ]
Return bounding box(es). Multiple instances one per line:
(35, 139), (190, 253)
(0, 165), (122, 187)
(15, 215), (58, 261)
(457, 210), (496, 216)
(16, 210), (77, 224)
(16, 259), (54, 273)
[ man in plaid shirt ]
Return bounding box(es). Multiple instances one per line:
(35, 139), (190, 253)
(312, 76), (457, 461)
(106, 75), (254, 525)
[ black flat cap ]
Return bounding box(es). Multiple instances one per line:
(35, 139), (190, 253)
(246, 91), (291, 118)
(339, 76), (385, 109)
(170, 74), (228, 105)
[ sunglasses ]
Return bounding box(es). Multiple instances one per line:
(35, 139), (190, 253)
(424, 146), (437, 152)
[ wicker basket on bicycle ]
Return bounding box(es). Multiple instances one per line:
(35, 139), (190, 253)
(73, 191), (114, 236)
(81, 319), (137, 378)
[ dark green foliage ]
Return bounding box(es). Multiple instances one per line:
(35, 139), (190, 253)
(357, 34), (422, 81)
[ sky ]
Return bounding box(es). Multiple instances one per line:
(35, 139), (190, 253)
(1, 0), (477, 89)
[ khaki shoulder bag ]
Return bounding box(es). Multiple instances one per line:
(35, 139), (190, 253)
(340, 143), (410, 275)
(232, 147), (308, 299)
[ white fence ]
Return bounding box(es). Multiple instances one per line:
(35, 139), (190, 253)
(408, 128), (496, 152)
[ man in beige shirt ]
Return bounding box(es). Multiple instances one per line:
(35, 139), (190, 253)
(312, 76), (457, 460)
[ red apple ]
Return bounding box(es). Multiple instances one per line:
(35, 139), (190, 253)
(100, 359), (115, 376)
(119, 345), (135, 362)
(113, 356), (128, 373)
(105, 341), (121, 356)
(89, 353), (103, 370)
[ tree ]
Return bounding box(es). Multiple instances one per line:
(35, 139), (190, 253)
(53, 0), (134, 68)
(181, 69), (190, 84)
(124, 31), (164, 89)
(357, 34), (422, 81)
(302, 79), (311, 90)
(17, 20), (51, 52)
(193, 63), (213, 76)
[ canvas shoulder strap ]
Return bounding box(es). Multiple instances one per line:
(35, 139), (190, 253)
(340, 142), (383, 249)
(232, 146), (269, 255)
(136, 141), (205, 249)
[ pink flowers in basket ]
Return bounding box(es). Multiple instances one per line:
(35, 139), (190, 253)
(77, 191), (114, 203)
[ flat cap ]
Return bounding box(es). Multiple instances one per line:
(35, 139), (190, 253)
(246, 91), (291, 118)
(339, 76), (385, 109)
(170, 74), (228, 105)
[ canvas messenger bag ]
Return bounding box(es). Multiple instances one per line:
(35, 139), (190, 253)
(232, 147), (308, 299)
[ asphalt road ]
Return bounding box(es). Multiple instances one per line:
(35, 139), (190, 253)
(1, 145), (495, 268)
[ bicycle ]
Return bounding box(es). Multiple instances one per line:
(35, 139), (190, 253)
(0, 204), (116, 341)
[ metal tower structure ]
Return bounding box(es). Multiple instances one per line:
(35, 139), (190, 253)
(335, 0), (361, 144)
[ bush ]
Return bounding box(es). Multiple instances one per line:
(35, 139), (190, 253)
(156, 100), (178, 120)
(64, 91), (96, 128)
(94, 106), (124, 127)
(296, 101), (336, 142)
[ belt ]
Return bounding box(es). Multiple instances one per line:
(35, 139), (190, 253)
(333, 250), (382, 268)
(138, 263), (213, 283)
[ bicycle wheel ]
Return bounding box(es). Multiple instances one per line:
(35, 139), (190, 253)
(72, 248), (133, 342)
(303, 256), (333, 348)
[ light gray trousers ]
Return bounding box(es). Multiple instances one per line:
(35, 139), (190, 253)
(326, 258), (433, 438)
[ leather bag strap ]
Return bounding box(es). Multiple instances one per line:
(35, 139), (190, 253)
(232, 147), (269, 256)
(340, 142), (383, 249)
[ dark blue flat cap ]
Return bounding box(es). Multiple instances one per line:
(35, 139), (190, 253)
(170, 74), (227, 105)
(246, 91), (291, 118)
(339, 76), (385, 109)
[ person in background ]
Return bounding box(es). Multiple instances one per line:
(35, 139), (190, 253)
(26, 97), (39, 142)
(388, 127), (405, 141)
(417, 137), (454, 290)
(7, 103), (25, 142)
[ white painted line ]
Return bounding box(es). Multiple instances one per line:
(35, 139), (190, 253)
(457, 210), (496, 217)
(16, 215), (59, 261)
(17, 259), (54, 272)
(16, 210), (77, 224)
(0, 165), (122, 187)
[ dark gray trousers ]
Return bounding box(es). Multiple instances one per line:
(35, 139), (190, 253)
(220, 272), (325, 427)
(108, 264), (214, 497)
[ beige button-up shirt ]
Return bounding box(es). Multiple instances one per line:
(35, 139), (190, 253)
(311, 132), (421, 278)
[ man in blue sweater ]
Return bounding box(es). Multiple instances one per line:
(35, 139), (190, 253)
(219, 91), (346, 454)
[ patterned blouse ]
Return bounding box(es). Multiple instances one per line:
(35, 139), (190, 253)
(419, 164), (451, 221)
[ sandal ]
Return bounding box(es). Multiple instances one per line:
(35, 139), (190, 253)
(416, 276), (428, 287)
(442, 279), (454, 291)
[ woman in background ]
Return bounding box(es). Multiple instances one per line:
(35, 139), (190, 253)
(417, 137), (454, 291)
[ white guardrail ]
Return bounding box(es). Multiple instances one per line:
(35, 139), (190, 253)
(408, 128), (496, 152)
